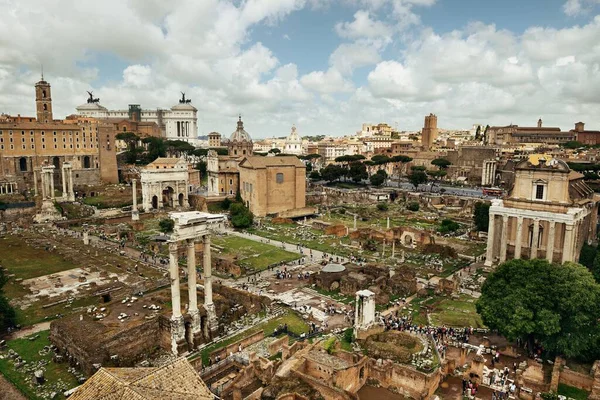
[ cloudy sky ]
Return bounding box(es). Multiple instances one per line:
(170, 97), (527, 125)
(0, 0), (599, 139)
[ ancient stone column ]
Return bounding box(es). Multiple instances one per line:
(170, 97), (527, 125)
(168, 242), (185, 355)
(387, 217), (390, 229)
(562, 223), (574, 264)
(547, 221), (556, 263)
(353, 215), (357, 230)
(61, 165), (67, 200)
(68, 164), (74, 201)
(531, 219), (540, 259)
(40, 171), (46, 199)
(499, 215), (508, 264)
(203, 235), (217, 332)
(187, 239), (200, 333)
(514, 216), (524, 259)
(131, 179), (139, 221)
(392, 240), (395, 258)
(33, 169), (38, 196)
(484, 213), (496, 266)
(49, 172), (55, 200)
(83, 231), (89, 245)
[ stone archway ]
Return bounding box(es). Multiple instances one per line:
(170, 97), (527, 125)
(401, 231), (416, 247)
(178, 193), (184, 207)
(152, 195), (158, 209)
(162, 186), (174, 208)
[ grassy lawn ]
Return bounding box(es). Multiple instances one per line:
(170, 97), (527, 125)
(428, 295), (484, 328)
(196, 311), (309, 366)
(212, 236), (300, 271)
(0, 331), (79, 400)
(83, 195), (136, 209)
(0, 236), (78, 280)
(313, 287), (355, 305)
(558, 384), (589, 400)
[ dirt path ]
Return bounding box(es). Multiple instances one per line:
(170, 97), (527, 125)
(6, 321), (51, 340)
(0, 374), (26, 400)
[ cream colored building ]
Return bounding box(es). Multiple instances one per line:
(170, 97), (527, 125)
(485, 154), (599, 266)
(140, 158), (189, 210)
(239, 156), (310, 217)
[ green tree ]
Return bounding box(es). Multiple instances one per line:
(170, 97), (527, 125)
(377, 202), (388, 211)
(406, 202), (419, 212)
(309, 171), (321, 180)
(391, 155), (412, 177)
(579, 243), (597, 270)
(473, 202), (490, 232)
(0, 268), (16, 332)
(230, 203), (254, 229)
(142, 137), (167, 163)
(475, 125), (481, 140)
(431, 158), (451, 170)
(348, 162), (368, 183)
(590, 251), (600, 283)
(562, 141), (584, 150)
(221, 197), (232, 210)
(268, 148), (281, 154)
(477, 259), (600, 359)
(370, 171), (386, 186)
(321, 164), (345, 183)
(438, 219), (460, 234)
(159, 218), (175, 233)
(165, 140), (195, 158)
(408, 170), (427, 189)
(116, 132), (141, 164)
(196, 160), (207, 176)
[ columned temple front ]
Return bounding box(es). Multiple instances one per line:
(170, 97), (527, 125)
(485, 155), (599, 266)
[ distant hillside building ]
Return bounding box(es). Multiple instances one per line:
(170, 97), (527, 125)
(485, 154), (599, 266)
(0, 77), (118, 192)
(421, 113), (439, 150)
(486, 119), (575, 145)
(572, 122), (600, 146)
(207, 131), (222, 147)
(76, 93), (198, 142)
(224, 116), (253, 156)
(283, 125), (303, 155)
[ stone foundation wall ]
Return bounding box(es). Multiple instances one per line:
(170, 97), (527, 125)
(559, 369), (594, 392)
(367, 359), (441, 400)
(291, 370), (357, 400)
(210, 331), (265, 362)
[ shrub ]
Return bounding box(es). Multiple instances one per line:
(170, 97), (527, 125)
(438, 219), (460, 234)
(230, 203), (254, 229)
(406, 202), (419, 212)
(159, 218), (175, 233)
(222, 197), (232, 210)
(377, 202), (389, 211)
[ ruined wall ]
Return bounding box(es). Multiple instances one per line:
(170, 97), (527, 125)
(291, 369), (357, 400)
(102, 318), (161, 366)
(269, 335), (290, 356)
(367, 359), (441, 400)
(559, 369), (594, 392)
(210, 331), (265, 362)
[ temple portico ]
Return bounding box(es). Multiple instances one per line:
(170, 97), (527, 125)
(41, 165), (56, 200)
(484, 200), (592, 266)
(166, 211), (225, 355)
(485, 155), (599, 267)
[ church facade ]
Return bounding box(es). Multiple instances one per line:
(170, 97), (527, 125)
(485, 155), (599, 266)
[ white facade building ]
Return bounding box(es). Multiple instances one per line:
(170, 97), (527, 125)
(284, 125), (303, 155)
(76, 95), (198, 143)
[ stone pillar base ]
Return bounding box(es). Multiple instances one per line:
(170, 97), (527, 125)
(205, 303), (218, 333)
(170, 315), (187, 355)
(131, 210), (139, 221)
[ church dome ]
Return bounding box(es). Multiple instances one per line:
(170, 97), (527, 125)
(230, 116), (252, 143)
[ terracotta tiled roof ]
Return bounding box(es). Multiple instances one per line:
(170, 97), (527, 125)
(69, 358), (212, 400)
(239, 156), (304, 169)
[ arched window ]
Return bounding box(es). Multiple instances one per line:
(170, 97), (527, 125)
(19, 157), (27, 172)
(83, 156), (91, 169)
(42, 90), (46, 98)
(43, 104), (48, 111)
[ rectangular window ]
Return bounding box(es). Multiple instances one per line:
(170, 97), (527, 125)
(276, 173), (284, 183)
(535, 185), (544, 200)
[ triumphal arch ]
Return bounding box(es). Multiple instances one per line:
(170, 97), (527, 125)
(167, 211), (226, 355)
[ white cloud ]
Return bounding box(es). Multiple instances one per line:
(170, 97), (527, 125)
(563, 0), (600, 16)
(300, 68), (354, 93)
(335, 10), (393, 40)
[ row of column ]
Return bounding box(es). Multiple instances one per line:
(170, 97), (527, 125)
(486, 213), (577, 266)
(481, 160), (497, 186)
(40, 166), (55, 200)
(131, 179), (139, 221)
(0, 183), (16, 194)
(61, 163), (75, 202)
(168, 235), (215, 355)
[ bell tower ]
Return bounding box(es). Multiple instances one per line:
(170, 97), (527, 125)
(35, 76), (53, 123)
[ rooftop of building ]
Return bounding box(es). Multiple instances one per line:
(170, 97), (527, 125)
(68, 358), (213, 400)
(239, 155), (304, 169)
